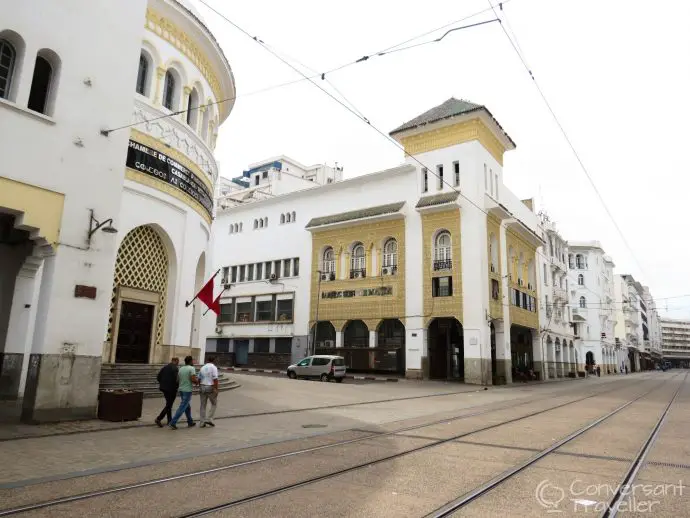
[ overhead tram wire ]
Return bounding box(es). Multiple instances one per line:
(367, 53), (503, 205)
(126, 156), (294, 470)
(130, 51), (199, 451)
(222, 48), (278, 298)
(103, 2), (510, 134)
(485, 0), (649, 280)
(197, 4), (678, 315)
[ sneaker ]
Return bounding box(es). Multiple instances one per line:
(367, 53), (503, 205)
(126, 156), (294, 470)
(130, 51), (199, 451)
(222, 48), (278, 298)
(168, 423), (177, 430)
(200, 423), (206, 428)
(207, 422), (215, 427)
(155, 419), (163, 428)
(188, 422), (196, 428)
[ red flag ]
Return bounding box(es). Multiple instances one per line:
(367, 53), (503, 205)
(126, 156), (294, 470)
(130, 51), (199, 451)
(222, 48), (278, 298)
(195, 277), (220, 315)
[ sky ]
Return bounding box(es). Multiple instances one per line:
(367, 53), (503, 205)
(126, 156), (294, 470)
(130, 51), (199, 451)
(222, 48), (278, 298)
(194, 0), (690, 319)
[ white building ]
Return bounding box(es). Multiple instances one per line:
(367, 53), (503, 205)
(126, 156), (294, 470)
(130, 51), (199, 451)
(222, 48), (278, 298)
(211, 98), (545, 385)
(0, 0), (235, 422)
(536, 211), (576, 377)
(216, 155), (344, 208)
(567, 242), (617, 374)
(660, 318), (690, 368)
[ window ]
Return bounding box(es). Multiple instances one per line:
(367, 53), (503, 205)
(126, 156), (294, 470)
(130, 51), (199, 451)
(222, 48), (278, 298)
(256, 263), (263, 279)
(277, 299), (293, 321)
(578, 274), (584, 286)
(312, 357), (330, 366)
(247, 264), (254, 281)
(293, 258), (299, 276)
(437, 165), (444, 190)
(256, 300), (273, 321)
(264, 261), (271, 279)
(351, 244), (365, 272)
(254, 219), (258, 229)
(239, 265), (245, 282)
(383, 238), (397, 268)
(27, 55), (52, 114)
(259, 219), (264, 228)
(0, 39), (16, 99)
(494, 173), (498, 197)
(275, 338), (292, 354)
(163, 70), (176, 110)
(432, 276), (452, 297)
(264, 217), (268, 227)
(422, 168), (428, 192)
(576, 254), (585, 269)
(297, 358), (311, 367)
(216, 338), (230, 353)
(568, 254), (574, 269)
(491, 279), (499, 300)
(254, 338), (270, 353)
(543, 263), (548, 285)
(283, 259), (291, 277)
(136, 54), (149, 95)
(453, 161), (460, 186)
(229, 225), (234, 234)
(231, 266), (237, 283)
(280, 214), (285, 224)
(236, 302), (252, 322)
(286, 212), (291, 223)
(490, 169), (494, 196)
(433, 231), (452, 270)
(255, 175), (260, 186)
(187, 88), (199, 127)
(262, 171), (268, 179)
(292, 211), (296, 221)
(221, 266), (229, 284)
(323, 247), (335, 273)
(274, 260), (281, 278)
(579, 296), (587, 308)
(218, 303), (234, 323)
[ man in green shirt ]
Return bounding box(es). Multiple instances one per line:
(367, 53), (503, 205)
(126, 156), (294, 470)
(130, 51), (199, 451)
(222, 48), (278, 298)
(169, 356), (197, 429)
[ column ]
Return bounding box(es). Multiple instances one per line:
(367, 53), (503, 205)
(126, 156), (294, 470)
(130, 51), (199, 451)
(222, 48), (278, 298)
(153, 66), (166, 105)
(369, 330), (377, 370)
(181, 86), (192, 122)
(532, 333), (545, 380)
(197, 105), (207, 135)
(1, 253), (41, 400)
(494, 319), (511, 384)
(335, 331), (343, 348)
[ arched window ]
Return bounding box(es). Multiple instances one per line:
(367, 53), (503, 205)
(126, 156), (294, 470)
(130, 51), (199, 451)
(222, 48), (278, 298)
(239, 222), (242, 232)
(568, 254), (574, 269)
(28, 55), (53, 114)
(264, 217), (268, 227)
(201, 102), (211, 141)
(323, 247), (335, 273)
(351, 243), (365, 272)
(578, 274), (584, 286)
(528, 260), (536, 288)
(286, 212), (291, 223)
(229, 224), (234, 234)
(0, 39), (16, 99)
(259, 219), (264, 229)
(186, 87), (199, 128)
(489, 233), (498, 272)
(579, 296), (586, 308)
(280, 214), (285, 224)
(253, 219), (258, 229)
(291, 211), (296, 221)
(136, 52), (149, 95)
(163, 70), (176, 110)
(383, 238), (397, 268)
(518, 252), (525, 284)
(433, 231), (452, 270)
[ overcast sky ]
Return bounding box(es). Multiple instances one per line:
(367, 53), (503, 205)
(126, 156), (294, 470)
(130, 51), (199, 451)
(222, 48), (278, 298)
(196, 0), (690, 319)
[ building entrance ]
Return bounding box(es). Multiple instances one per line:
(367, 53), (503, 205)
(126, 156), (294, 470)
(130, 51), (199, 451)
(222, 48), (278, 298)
(115, 301), (154, 363)
(428, 318), (463, 381)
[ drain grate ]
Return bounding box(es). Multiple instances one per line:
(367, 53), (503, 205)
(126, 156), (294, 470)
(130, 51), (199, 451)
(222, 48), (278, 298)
(302, 424), (327, 429)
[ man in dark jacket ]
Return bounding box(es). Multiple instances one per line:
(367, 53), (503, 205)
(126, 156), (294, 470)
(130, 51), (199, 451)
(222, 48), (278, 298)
(155, 357), (179, 427)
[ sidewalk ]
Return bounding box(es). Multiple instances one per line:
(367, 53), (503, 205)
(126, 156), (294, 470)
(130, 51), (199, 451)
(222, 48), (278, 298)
(222, 366), (401, 382)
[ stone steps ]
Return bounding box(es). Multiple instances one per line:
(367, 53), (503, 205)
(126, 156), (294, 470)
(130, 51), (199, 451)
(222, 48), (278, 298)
(99, 364), (239, 398)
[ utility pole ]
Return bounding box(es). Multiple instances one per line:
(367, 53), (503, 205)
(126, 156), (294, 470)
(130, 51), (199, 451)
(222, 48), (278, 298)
(311, 270), (323, 357)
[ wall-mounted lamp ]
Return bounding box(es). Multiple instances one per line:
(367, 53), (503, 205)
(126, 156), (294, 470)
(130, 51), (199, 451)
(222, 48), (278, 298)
(87, 209), (118, 244)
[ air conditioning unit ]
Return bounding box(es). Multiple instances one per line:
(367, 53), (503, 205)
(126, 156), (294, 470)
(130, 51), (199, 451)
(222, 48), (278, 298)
(324, 340), (334, 347)
(328, 272), (335, 281)
(382, 267), (394, 276)
(215, 326), (222, 334)
(321, 273), (329, 281)
(220, 278), (228, 285)
(270, 273), (277, 281)
(224, 284), (232, 290)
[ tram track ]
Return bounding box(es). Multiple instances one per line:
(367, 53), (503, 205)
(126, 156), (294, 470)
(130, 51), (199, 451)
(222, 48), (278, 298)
(424, 372), (688, 517)
(0, 375), (653, 516)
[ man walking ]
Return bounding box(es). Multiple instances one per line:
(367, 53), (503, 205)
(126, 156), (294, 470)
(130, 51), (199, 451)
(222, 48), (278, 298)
(169, 356), (197, 430)
(199, 356), (219, 428)
(155, 357), (179, 427)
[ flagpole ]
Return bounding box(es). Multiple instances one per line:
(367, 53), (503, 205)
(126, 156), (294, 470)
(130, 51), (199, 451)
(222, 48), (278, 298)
(186, 268), (221, 307)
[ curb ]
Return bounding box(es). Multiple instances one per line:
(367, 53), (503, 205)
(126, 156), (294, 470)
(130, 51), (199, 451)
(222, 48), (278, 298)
(222, 367), (399, 382)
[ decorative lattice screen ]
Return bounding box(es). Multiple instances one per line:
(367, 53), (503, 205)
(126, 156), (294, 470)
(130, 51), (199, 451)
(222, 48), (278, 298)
(107, 225), (169, 348)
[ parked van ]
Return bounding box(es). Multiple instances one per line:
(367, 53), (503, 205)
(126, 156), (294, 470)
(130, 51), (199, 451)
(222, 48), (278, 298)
(286, 355), (346, 382)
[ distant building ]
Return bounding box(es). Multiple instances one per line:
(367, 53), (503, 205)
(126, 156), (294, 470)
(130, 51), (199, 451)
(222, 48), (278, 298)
(660, 318), (690, 368)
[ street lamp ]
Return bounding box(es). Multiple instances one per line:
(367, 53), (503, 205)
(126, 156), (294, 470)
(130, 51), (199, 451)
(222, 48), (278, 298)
(87, 209), (118, 245)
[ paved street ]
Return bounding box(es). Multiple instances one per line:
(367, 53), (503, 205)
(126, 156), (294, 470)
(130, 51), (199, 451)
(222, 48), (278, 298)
(1, 371), (688, 517)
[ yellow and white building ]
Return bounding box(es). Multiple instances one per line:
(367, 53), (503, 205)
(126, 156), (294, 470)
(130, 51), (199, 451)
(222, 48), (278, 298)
(212, 98), (544, 384)
(0, 0), (235, 422)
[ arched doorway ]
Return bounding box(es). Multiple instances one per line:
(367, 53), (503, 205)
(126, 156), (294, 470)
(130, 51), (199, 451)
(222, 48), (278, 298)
(511, 325), (533, 377)
(377, 319), (405, 374)
(428, 318), (463, 380)
(490, 322), (497, 382)
(108, 225), (170, 364)
(190, 252), (205, 350)
(586, 350), (595, 374)
(343, 320), (369, 370)
(311, 321), (336, 352)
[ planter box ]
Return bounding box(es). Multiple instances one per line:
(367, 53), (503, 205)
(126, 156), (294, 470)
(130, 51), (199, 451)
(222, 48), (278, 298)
(577, 371), (586, 378)
(98, 390), (143, 422)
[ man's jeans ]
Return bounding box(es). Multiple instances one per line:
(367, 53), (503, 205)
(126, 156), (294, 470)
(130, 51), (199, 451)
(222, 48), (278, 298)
(157, 390), (177, 423)
(170, 391), (193, 426)
(199, 385), (217, 424)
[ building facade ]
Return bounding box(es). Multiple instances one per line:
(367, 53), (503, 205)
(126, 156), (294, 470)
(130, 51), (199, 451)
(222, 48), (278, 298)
(0, 0), (235, 423)
(567, 242), (617, 374)
(660, 318), (690, 368)
(211, 98), (545, 385)
(536, 212), (577, 378)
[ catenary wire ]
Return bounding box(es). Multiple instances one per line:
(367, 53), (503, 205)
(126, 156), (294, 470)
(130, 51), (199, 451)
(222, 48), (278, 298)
(485, 0), (649, 279)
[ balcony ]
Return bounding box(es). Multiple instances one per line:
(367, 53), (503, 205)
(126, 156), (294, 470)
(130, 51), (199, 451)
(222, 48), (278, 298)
(553, 286), (567, 302)
(550, 256), (567, 272)
(349, 268), (366, 279)
(433, 259), (452, 271)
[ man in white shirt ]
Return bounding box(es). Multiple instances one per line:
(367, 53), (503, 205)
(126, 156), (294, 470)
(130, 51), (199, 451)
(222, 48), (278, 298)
(198, 356), (219, 428)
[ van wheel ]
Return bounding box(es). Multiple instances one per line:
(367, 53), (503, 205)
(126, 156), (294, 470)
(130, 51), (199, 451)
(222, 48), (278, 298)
(335, 377), (343, 383)
(288, 371), (297, 379)
(320, 373), (329, 382)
